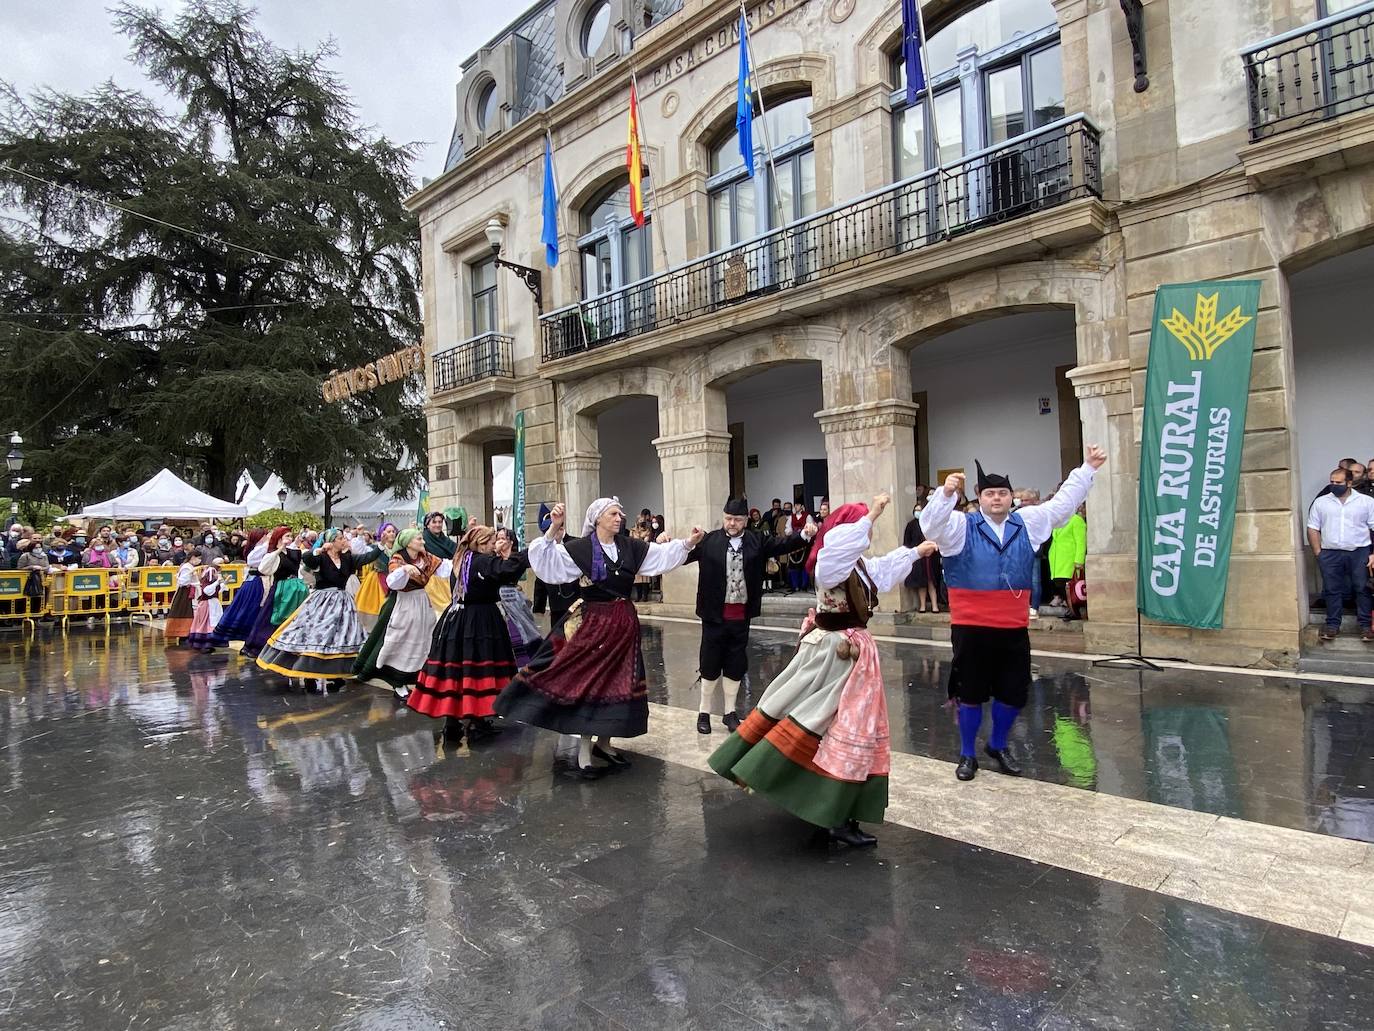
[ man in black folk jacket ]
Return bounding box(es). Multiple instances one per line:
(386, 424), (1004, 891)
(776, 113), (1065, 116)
(686, 497), (814, 734)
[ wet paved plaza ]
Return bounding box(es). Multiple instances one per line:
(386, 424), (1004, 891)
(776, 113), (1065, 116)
(3, 620), (1374, 1029)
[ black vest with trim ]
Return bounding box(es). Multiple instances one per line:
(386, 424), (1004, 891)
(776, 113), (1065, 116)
(562, 533), (650, 603)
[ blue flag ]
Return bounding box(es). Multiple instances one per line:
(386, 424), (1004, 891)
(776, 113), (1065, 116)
(540, 136), (559, 267)
(901, 0), (926, 104)
(736, 12), (755, 176)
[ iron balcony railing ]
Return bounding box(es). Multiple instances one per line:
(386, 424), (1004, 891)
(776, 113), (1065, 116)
(541, 114), (1101, 362)
(1244, 2), (1374, 141)
(431, 332), (514, 393)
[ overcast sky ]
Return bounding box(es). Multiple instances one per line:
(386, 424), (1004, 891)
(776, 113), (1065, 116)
(2, 0), (514, 180)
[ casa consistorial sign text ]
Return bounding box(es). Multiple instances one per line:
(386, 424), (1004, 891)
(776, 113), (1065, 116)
(640, 0), (811, 98)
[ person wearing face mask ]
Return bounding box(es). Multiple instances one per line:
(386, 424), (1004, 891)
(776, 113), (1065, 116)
(196, 530), (224, 565)
(169, 536), (188, 565)
(46, 535), (78, 568)
(1307, 467), (1374, 643)
(903, 498), (942, 614)
(686, 497), (814, 734)
(921, 450), (1105, 782)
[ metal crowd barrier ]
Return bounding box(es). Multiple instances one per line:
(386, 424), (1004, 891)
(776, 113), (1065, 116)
(0, 562), (273, 632)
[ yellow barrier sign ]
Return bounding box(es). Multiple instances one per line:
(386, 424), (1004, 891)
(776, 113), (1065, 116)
(66, 570), (109, 595)
(141, 569), (176, 591)
(0, 571), (26, 597)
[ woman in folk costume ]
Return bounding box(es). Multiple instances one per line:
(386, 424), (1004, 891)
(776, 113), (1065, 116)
(495, 498), (704, 777)
(213, 528), (269, 646)
(421, 511), (457, 614)
(408, 524), (528, 743)
(354, 522), (397, 630)
(242, 528), (309, 660)
(256, 529), (383, 687)
(186, 563), (226, 653)
(353, 528), (449, 700)
(709, 493), (937, 848)
(494, 526), (542, 668)
(163, 553), (203, 645)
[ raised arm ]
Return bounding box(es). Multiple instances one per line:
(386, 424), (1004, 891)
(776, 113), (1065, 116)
(638, 538), (693, 577)
(919, 472), (969, 557)
(864, 541), (923, 594)
(1018, 446), (1105, 548)
(815, 519), (871, 589)
(527, 535), (582, 584)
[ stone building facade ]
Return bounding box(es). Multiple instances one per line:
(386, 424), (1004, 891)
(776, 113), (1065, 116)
(407, 0), (1374, 668)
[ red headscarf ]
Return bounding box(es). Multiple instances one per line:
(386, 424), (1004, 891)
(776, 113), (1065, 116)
(245, 528), (267, 552)
(804, 502), (869, 576)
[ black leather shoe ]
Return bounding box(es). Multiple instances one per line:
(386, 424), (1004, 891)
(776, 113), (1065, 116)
(592, 745), (631, 769)
(574, 762), (607, 780)
(722, 711), (741, 732)
(829, 821), (878, 848)
(956, 755), (978, 781)
(441, 717), (465, 744)
(696, 712), (712, 735)
(983, 745), (1022, 776)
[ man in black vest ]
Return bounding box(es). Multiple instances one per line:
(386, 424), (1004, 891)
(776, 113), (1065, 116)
(688, 497), (814, 733)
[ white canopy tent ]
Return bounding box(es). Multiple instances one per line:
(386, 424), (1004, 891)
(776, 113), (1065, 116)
(78, 469), (248, 520)
(240, 468), (421, 524)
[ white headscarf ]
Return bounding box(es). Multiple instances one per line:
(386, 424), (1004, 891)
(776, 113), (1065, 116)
(582, 496), (622, 536)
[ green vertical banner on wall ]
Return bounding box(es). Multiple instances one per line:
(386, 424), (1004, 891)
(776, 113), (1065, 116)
(513, 410), (526, 546)
(1137, 280), (1261, 629)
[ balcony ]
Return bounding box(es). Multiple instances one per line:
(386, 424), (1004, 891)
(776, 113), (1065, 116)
(430, 332), (515, 405)
(541, 114), (1102, 366)
(1245, 3), (1374, 142)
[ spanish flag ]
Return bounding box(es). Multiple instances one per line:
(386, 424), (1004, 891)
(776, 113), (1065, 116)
(626, 82), (645, 227)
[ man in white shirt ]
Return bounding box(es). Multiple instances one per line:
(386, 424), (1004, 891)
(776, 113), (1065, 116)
(1306, 467), (1374, 642)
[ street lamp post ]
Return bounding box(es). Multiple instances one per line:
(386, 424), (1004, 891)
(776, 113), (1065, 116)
(277, 487), (288, 510)
(484, 218), (544, 314)
(6, 432), (23, 531)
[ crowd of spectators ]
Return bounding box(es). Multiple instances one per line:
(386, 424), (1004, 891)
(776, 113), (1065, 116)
(1, 522), (248, 572)
(1306, 457), (1374, 642)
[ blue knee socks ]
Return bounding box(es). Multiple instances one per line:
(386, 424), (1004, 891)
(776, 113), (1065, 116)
(989, 700), (1020, 751)
(957, 704), (982, 757)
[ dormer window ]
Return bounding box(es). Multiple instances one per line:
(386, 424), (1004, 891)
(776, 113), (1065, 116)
(581, 1), (611, 57)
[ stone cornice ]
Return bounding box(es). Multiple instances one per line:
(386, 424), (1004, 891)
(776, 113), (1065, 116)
(652, 429), (734, 458)
(809, 82), (890, 136)
(557, 451), (602, 472)
(1067, 359), (1132, 398)
(1115, 170), (1251, 229)
(815, 398), (920, 433)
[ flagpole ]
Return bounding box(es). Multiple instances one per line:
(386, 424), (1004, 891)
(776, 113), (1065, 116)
(627, 58), (673, 276)
(738, 0), (787, 236)
(911, 0), (952, 236)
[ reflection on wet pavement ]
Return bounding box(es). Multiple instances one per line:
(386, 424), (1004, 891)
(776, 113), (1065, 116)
(1, 625), (1373, 1029)
(637, 619), (1374, 842)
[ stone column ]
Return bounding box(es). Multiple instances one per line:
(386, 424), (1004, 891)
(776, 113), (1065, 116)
(1068, 359), (1136, 651)
(816, 398), (921, 614)
(557, 452), (601, 533)
(654, 429), (732, 610)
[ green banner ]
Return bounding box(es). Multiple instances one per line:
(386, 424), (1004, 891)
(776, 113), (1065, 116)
(513, 410), (526, 546)
(1137, 280), (1261, 629)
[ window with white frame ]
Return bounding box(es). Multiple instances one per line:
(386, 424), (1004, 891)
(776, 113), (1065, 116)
(469, 256), (497, 336)
(707, 94), (816, 249)
(889, 0), (1062, 179)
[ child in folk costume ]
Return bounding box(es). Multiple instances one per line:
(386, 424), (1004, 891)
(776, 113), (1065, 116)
(495, 498), (704, 778)
(709, 493), (936, 848)
(256, 529), (383, 688)
(163, 553), (203, 645)
(215, 528), (269, 645)
(353, 528), (449, 701)
(186, 562), (226, 653)
(408, 525), (528, 744)
(354, 522), (397, 630)
(494, 526), (542, 668)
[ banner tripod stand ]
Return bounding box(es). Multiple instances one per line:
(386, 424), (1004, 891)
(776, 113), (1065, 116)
(1092, 609), (1187, 671)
